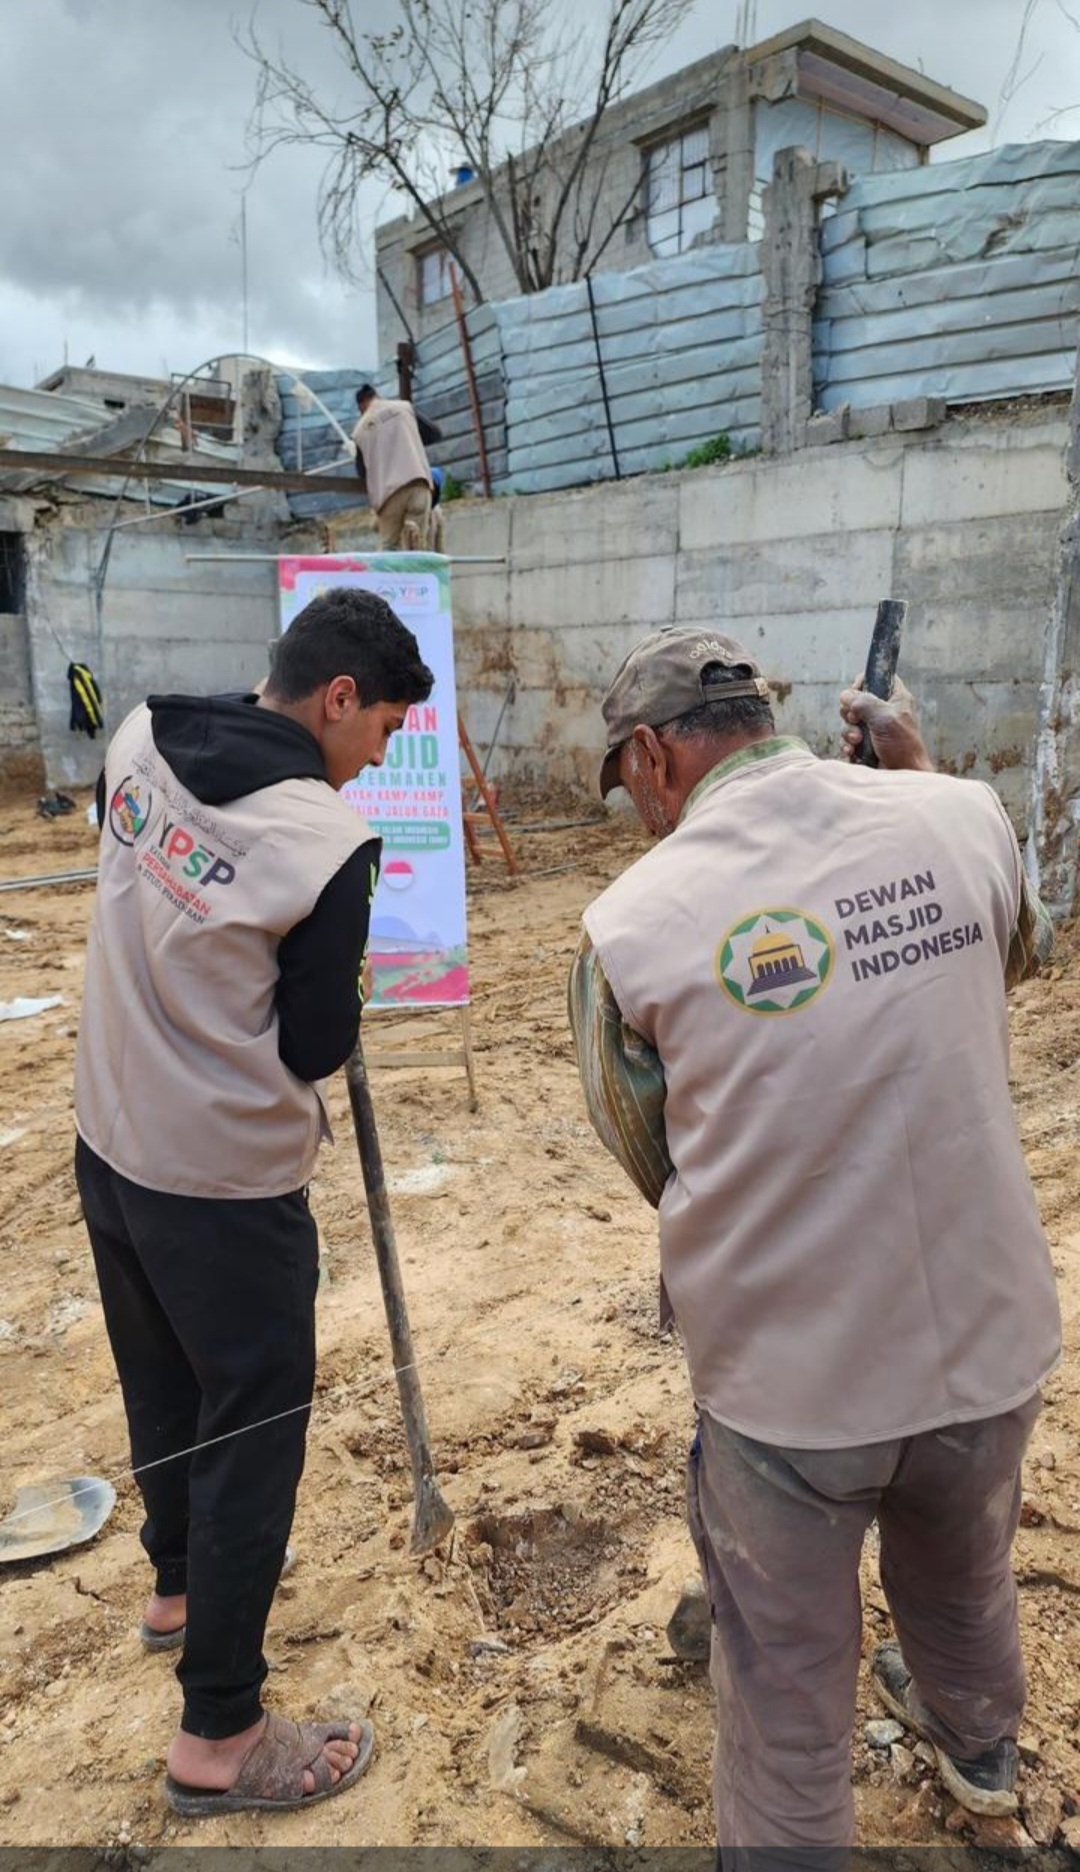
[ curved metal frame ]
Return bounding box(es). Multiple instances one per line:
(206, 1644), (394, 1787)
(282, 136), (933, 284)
(89, 350), (355, 670)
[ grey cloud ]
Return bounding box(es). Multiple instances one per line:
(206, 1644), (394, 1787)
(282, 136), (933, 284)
(0, 0), (1078, 386)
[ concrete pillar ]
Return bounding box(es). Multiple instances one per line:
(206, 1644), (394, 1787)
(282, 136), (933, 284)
(237, 366), (291, 531)
(719, 59), (754, 243)
(760, 146), (846, 456)
(1029, 354), (1080, 914)
(0, 609), (42, 787)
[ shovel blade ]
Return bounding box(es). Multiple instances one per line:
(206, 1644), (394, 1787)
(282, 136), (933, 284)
(410, 1472), (455, 1557)
(0, 1475), (116, 1566)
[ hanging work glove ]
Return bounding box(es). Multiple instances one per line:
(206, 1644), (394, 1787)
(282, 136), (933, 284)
(68, 662), (104, 738)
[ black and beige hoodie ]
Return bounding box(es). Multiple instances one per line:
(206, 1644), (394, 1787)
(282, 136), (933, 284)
(75, 694), (379, 1198)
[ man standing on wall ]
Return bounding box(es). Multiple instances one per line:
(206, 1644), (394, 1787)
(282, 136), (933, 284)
(75, 589), (433, 1817)
(569, 625), (1061, 1865)
(352, 384), (442, 551)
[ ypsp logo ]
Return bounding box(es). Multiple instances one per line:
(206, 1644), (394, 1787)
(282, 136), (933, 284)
(376, 579), (426, 608)
(109, 777), (151, 845)
(158, 817), (236, 888)
(716, 907), (834, 1017)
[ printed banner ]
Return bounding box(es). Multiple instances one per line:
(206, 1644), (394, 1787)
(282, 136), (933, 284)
(278, 554), (468, 1008)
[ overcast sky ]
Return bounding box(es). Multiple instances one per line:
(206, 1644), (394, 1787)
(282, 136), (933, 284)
(1, 0), (1079, 391)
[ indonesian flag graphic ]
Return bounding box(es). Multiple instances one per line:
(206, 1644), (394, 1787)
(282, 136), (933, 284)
(383, 858), (415, 892)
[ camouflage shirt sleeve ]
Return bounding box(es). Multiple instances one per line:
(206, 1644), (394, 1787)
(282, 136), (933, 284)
(567, 929), (672, 1210)
(1006, 870), (1055, 989)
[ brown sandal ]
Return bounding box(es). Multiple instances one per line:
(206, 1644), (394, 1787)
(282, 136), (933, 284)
(165, 1711), (375, 1816)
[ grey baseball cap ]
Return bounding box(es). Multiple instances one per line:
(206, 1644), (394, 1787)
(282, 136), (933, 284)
(599, 626), (769, 798)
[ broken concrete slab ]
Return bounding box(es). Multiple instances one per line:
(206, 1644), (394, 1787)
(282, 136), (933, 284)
(805, 408), (849, 445)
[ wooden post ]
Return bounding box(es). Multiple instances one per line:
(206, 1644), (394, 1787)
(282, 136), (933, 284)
(459, 712), (519, 875)
(449, 263), (492, 497)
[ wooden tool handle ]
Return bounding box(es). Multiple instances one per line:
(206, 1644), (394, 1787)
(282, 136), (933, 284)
(344, 1041), (454, 1555)
(857, 599), (907, 768)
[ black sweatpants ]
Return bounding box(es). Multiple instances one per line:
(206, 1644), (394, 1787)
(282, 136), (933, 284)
(75, 1136), (319, 1739)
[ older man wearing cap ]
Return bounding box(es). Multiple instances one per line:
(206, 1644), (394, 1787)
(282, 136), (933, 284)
(568, 626), (1060, 1864)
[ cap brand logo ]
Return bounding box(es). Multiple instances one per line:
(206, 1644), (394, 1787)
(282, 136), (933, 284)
(690, 638), (728, 661)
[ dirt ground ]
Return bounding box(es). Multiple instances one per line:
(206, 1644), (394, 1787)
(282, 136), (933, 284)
(1, 788), (1079, 1855)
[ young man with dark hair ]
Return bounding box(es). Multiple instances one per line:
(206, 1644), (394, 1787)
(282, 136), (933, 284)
(75, 587), (433, 1816)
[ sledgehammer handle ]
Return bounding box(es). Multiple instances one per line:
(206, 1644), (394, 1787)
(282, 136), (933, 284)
(857, 599), (907, 768)
(344, 1041), (454, 1556)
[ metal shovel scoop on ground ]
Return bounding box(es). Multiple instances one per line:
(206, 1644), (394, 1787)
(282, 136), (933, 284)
(344, 1040), (455, 1557)
(0, 1475), (116, 1566)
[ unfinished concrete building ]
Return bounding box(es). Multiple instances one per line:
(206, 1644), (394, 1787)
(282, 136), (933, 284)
(374, 17), (985, 358)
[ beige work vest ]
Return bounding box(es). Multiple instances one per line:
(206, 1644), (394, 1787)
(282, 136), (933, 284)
(75, 705), (372, 1198)
(585, 744), (1061, 1446)
(353, 398), (432, 515)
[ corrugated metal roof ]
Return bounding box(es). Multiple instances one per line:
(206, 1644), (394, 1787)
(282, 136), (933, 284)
(0, 381), (242, 504)
(0, 384), (111, 450)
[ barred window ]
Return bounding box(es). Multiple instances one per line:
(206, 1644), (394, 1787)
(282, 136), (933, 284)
(645, 123), (716, 258)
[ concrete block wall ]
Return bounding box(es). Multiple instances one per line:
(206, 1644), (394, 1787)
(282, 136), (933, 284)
(444, 408), (1069, 826)
(0, 611), (40, 784)
(0, 497), (42, 785)
(26, 520), (279, 789)
(15, 405), (1068, 836)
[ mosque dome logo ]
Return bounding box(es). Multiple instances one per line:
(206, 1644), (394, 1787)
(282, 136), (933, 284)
(716, 907), (834, 1016)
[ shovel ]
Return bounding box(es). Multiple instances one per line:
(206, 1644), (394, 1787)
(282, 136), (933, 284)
(856, 598), (907, 767)
(0, 1475), (116, 1566)
(344, 1040), (455, 1556)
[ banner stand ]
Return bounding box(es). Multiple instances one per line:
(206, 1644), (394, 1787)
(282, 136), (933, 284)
(278, 552), (487, 1110)
(364, 1003), (478, 1112)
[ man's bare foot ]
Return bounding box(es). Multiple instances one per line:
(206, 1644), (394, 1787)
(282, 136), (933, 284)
(166, 1714), (362, 1796)
(143, 1590), (186, 1636)
(145, 1545), (295, 1639)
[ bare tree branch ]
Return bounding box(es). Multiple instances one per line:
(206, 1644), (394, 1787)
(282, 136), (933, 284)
(240, 0), (699, 314)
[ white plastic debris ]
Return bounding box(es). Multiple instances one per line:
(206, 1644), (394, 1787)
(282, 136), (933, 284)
(0, 995), (64, 1022)
(487, 1701), (527, 1795)
(387, 1164), (454, 1196)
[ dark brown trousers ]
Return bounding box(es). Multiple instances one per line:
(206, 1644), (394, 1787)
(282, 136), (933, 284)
(688, 1395), (1040, 1868)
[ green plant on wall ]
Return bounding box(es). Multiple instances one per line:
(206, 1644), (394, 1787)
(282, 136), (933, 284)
(441, 471), (466, 502)
(681, 433), (732, 469)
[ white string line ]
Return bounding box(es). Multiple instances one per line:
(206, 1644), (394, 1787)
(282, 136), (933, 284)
(0, 1319), (532, 1539)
